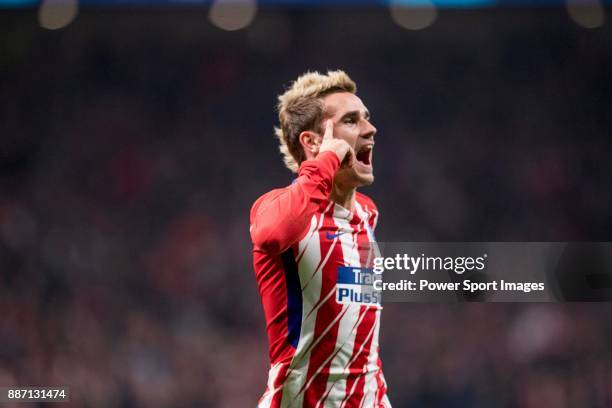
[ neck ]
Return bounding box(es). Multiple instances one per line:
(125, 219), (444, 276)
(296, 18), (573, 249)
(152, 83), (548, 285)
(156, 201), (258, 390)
(330, 181), (357, 211)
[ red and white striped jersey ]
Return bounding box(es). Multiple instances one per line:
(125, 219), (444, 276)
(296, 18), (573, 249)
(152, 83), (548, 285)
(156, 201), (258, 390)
(250, 151), (391, 408)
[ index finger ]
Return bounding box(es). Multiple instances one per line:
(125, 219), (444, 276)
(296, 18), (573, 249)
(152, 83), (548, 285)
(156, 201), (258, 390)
(323, 119), (334, 140)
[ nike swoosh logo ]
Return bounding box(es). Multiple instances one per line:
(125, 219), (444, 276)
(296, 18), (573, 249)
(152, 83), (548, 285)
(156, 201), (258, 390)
(326, 231), (346, 240)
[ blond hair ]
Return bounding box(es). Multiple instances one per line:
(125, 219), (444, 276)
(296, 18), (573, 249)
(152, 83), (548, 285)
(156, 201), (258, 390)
(275, 70), (357, 173)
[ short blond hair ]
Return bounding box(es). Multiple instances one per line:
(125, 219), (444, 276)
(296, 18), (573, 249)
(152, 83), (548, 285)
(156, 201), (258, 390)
(275, 70), (357, 173)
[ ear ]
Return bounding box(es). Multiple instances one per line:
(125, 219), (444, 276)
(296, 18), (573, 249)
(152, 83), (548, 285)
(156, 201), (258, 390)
(299, 130), (322, 159)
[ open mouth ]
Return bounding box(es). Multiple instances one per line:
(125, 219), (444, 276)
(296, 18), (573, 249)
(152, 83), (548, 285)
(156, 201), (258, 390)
(356, 145), (373, 167)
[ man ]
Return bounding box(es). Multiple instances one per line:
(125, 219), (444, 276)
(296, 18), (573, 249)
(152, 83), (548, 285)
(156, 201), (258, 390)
(250, 70), (391, 407)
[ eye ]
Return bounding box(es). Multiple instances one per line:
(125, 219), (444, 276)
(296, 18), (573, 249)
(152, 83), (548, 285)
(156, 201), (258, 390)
(343, 117), (357, 124)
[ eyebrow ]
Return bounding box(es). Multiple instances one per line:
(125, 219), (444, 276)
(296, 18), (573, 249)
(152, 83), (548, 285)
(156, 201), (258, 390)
(340, 110), (371, 120)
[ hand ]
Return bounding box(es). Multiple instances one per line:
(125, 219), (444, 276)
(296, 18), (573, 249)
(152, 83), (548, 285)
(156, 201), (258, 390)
(318, 120), (354, 166)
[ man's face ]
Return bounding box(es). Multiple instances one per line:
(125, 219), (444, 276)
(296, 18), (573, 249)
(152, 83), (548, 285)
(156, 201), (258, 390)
(321, 92), (377, 187)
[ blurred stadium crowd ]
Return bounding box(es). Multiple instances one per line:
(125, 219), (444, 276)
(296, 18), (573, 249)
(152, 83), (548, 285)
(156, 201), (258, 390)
(0, 8), (611, 407)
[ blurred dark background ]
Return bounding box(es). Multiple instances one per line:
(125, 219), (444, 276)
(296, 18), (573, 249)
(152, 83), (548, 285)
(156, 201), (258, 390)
(1, 7), (612, 407)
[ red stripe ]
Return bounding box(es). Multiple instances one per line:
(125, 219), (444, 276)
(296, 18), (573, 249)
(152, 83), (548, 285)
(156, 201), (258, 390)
(258, 362), (291, 408)
(316, 306), (369, 407)
(354, 209), (375, 270)
(270, 363), (291, 408)
(341, 310), (376, 407)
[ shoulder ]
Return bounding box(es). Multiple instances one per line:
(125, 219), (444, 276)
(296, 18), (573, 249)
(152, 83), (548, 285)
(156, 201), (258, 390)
(356, 191), (378, 213)
(250, 187), (290, 222)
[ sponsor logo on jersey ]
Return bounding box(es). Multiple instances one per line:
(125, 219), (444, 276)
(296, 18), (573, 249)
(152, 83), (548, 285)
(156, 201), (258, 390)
(336, 266), (381, 305)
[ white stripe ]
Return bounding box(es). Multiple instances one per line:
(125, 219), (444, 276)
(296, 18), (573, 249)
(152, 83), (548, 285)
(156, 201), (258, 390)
(360, 311), (381, 407)
(296, 213), (320, 263)
(300, 203), (336, 292)
(258, 362), (284, 408)
(289, 305), (351, 404)
(300, 234), (339, 293)
(297, 203), (332, 263)
(339, 315), (378, 408)
(280, 207), (329, 407)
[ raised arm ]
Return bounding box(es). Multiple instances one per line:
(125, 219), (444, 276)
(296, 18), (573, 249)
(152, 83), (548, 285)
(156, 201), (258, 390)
(250, 120), (354, 254)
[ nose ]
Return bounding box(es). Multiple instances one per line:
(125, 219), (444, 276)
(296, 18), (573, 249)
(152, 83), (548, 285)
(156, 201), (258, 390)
(362, 119), (377, 139)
